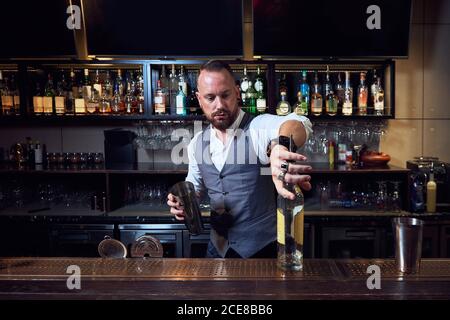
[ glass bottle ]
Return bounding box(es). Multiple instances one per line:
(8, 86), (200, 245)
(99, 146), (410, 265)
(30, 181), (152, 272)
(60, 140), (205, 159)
(43, 73), (55, 116)
(277, 136), (304, 272)
(81, 69), (91, 114)
(103, 70), (113, 99)
(65, 70), (75, 116)
(178, 65), (187, 96)
(0, 74), (13, 115)
(11, 75), (20, 115)
(154, 80), (166, 115)
(298, 70), (309, 116)
(276, 91), (291, 116)
(74, 70), (86, 115)
(86, 88), (99, 114)
(325, 67), (338, 116)
(32, 82), (44, 116)
(342, 71), (353, 116)
(160, 65), (169, 108)
(357, 72), (368, 116)
(124, 81), (134, 114)
(55, 72), (67, 116)
(111, 82), (122, 114)
(169, 64), (179, 115)
(240, 66), (250, 111)
(370, 69), (378, 112)
(374, 76), (384, 116)
(335, 72), (345, 114)
(188, 85), (200, 115)
(255, 67), (267, 114)
(93, 69), (102, 98)
(116, 69), (124, 97)
(311, 71), (323, 116)
(246, 82), (257, 114)
(176, 85), (187, 116)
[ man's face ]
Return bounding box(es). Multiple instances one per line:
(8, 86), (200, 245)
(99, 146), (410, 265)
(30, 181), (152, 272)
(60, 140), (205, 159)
(196, 69), (241, 131)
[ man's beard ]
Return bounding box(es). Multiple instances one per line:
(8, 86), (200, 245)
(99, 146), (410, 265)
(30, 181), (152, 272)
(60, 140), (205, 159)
(207, 108), (239, 131)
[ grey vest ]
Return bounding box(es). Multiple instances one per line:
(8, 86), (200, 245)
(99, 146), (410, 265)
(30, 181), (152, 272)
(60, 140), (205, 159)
(194, 112), (276, 258)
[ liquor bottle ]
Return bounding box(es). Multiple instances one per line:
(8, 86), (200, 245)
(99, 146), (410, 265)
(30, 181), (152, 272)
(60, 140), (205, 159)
(43, 74), (55, 115)
(65, 70), (75, 116)
(298, 70), (310, 116)
(169, 65), (178, 115)
(279, 73), (287, 96)
(0, 74), (13, 115)
(103, 70), (113, 99)
(154, 80), (166, 115)
(176, 85), (187, 116)
(55, 72), (67, 116)
(335, 72), (345, 114)
(255, 67), (267, 114)
(324, 67), (338, 116)
(374, 76), (384, 116)
(293, 91), (307, 116)
(311, 71), (323, 116)
(357, 72), (368, 115)
(426, 162), (437, 213)
(93, 69), (102, 97)
(188, 85), (200, 115)
(99, 88), (111, 114)
(276, 91), (291, 115)
(74, 70), (86, 115)
(116, 69), (124, 97)
(0, 71), (4, 114)
(124, 81), (134, 114)
(342, 71), (353, 116)
(240, 66), (250, 111)
(277, 135), (304, 271)
(81, 69), (92, 114)
(246, 82), (257, 114)
(111, 82), (122, 114)
(11, 75), (20, 115)
(178, 66), (188, 96)
(136, 91), (144, 115)
(86, 88), (99, 114)
(33, 82), (44, 115)
(160, 65), (169, 107)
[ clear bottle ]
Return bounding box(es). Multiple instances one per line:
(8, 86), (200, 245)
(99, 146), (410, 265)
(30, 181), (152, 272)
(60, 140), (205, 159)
(93, 69), (102, 97)
(169, 65), (179, 114)
(86, 88), (99, 114)
(103, 70), (113, 99)
(43, 74), (55, 115)
(277, 136), (304, 271)
(311, 71), (323, 116)
(11, 75), (20, 115)
(55, 72), (67, 116)
(240, 66), (250, 111)
(370, 69), (378, 112)
(299, 70), (310, 115)
(426, 163), (437, 213)
(276, 91), (291, 115)
(33, 82), (44, 116)
(342, 71), (353, 116)
(116, 69), (124, 97)
(160, 65), (169, 108)
(124, 81), (134, 114)
(178, 65), (187, 96)
(81, 69), (91, 114)
(255, 67), (267, 114)
(374, 76), (385, 116)
(246, 82), (257, 114)
(293, 91), (307, 116)
(325, 67), (338, 116)
(176, 85), (187, 116)
(357, 72), (368, 115)
(111, 82), (122, 114)
(335, 72), (345, 114)
(154, 80), (166, 115)
(0, 74), (13, 115)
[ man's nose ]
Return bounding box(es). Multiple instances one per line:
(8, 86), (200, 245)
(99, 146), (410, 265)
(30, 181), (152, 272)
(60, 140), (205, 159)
(215, 96), (226, 110)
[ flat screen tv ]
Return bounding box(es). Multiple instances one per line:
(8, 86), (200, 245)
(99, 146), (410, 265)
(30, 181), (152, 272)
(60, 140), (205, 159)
(253, 0), (412, 58)
(84, 0), (243, 57)
(0, 1), (76, 58)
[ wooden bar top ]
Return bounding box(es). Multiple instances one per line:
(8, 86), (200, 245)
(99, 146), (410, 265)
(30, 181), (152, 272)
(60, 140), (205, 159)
(1, 258), (450, 300)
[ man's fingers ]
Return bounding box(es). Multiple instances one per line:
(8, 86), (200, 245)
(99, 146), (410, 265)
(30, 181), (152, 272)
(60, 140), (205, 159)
(171, 207), (185, 216)
(174, 213), (185, 221)
(283, 163), (312, 174)
(284, 173), (311, 185)
(276, 149), (308, 162)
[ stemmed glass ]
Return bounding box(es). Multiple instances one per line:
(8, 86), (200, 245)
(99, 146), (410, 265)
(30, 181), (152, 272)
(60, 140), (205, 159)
(389, 181), (402, 213)
(375, 181), (387, 212)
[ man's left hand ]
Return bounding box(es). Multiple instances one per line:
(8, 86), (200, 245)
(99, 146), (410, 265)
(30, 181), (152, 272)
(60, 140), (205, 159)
(269, 144), (312, 200)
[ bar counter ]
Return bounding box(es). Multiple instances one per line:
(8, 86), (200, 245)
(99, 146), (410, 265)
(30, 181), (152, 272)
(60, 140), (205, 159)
(1, 258), (450, 300)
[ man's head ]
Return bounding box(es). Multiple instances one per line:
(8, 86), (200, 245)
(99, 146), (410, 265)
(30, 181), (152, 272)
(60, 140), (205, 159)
(196, 60), (241, 131)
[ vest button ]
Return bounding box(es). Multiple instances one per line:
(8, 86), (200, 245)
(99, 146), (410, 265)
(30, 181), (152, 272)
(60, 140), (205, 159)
(219, 174), (224, 179)
(222, 192), (228, 195)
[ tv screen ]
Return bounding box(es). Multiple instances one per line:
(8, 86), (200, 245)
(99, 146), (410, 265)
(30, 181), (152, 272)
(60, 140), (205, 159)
(253, 0), (412, 58)
(84, 0), (243, 57)
(0, 1), (76, 58)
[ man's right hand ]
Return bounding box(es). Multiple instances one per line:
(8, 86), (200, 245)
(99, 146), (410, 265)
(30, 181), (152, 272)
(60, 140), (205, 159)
(167, 193), (185, 221)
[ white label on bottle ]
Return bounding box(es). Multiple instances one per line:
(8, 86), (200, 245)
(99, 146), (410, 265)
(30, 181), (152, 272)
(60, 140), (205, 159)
(43, 97), (53, 113)
(75, 98), (86, 113)
(34, 148), (43, 164)
(33, 96), (44, 113)
(154, 96), (163, 104)
(13, 95), (20, 105)
(176, 95), (185, 115)
(256, 98), (266, 112)
(254, 81), (263, 92)
(93, 84), (102, 97)
(55, 96), (65, 114)
(1, 96), (13, 107)
(240, 81), (249, 92)
(343, 102), (352, 115)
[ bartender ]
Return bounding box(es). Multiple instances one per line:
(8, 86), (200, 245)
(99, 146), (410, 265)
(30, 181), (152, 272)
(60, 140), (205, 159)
(167, 60), (312, 258)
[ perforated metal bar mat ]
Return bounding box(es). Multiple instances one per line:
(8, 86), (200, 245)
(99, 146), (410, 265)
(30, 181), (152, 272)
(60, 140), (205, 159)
(336, 259), (450, 279)
(0, 258), (339, 280)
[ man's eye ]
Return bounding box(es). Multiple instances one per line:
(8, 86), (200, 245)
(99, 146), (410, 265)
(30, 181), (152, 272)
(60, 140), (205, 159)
(222, 94), (229, 99)
(206, 96), (215, 102)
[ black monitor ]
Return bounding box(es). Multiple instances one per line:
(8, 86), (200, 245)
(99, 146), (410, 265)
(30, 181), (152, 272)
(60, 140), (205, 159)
(0, 1), (76, 58)
(84, 0), (243, 57)
(253, 0), (412, 58)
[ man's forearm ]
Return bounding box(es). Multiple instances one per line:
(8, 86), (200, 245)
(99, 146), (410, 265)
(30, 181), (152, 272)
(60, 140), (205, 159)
(278, 120), (308, 148)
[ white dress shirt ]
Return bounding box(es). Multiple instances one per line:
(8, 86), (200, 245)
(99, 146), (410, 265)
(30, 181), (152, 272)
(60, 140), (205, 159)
(186, 110), (313, 194)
